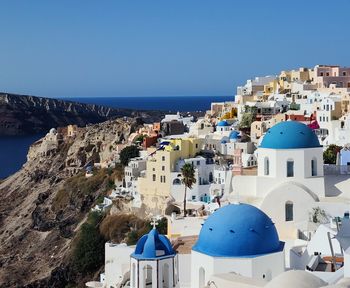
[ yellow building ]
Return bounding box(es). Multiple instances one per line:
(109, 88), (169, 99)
(138, 137), (203, 214)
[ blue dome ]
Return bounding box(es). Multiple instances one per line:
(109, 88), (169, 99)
(132, 228), (175, 259)
(217, 120), (229, 127)
(192, 204), (283, 257)
(260, 121), (321, 149)
(229, 131), (240, 140)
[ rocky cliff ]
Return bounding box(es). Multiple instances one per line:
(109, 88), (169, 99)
(0, 93), (162, 135)
(0, 118), (140, 287)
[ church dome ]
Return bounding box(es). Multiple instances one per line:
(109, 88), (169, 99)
(260, 121), (321, 149)
(229, 130), (240, 140)
(217, 120), (229, 127)
(192, 204), (282, 257)
(132, 228), (175, 259)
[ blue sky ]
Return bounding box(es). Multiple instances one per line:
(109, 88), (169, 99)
(0, 0), (349, 97)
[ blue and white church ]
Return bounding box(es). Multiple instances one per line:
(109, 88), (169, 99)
(130, 228), (179, 288)
(191, 203), (285, 287)
(232, 121), (325, 237)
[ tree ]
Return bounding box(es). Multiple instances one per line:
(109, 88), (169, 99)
(119, 145), (140, 166)
(181, 163), (196, 217)
(239, 112), (255, 129)
(323, 144), (342, 164)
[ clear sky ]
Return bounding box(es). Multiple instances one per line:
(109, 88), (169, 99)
(0, 0), (349, 98)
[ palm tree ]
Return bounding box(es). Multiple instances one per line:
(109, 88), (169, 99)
(181, 163), (196, 217)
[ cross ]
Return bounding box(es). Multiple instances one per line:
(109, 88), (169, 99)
(151, 217), (158, 229)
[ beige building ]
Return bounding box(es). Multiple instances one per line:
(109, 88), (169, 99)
(138, 137), (203, 214)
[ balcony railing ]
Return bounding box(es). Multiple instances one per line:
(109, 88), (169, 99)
(324, 165), (350, 175)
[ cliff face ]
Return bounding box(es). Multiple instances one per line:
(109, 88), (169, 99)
(0, 118), (137, 287)
(0, 93), (162, 135)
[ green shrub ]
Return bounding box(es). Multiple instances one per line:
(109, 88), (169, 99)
(120, 145), (140, 166)
(72, 212), (105, 274)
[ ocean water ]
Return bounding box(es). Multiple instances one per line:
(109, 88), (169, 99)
(65, 95), (234, 112)
(0, 134), (43, 179)
(0, 96), (233, 179)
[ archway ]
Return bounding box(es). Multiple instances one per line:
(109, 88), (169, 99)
(144, 265), (153, 287)
(199, 267), (205, 288)
(162, 263), (170, 288)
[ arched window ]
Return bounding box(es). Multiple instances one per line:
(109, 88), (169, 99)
(311, 158), (317, 176)
(132, 263), (136, 288)
(209, 172), (213, 183)
(285, 201), (293, 221)
(264, 157), (269, 176)
(287, 160), (294, 177)
(162, 263), (170, 288)
(173, 178), (181, 185)
(199, 267), (205, 288)
(144, 264), (153, 287)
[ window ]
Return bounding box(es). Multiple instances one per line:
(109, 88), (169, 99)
(162, 166), (165, 171)
(152, 174), (156, 181)
(285, 201), (293, 221)
(287, 160), (294, 177)
(343, 71), (347, 76)
(162, 156), (165, 161)
(197, 160), (200, 165)
(196, 144), (198, 148)
(311, 159), (317, 176)
(326, 72), (330, 76)
(264, 157), (270, 176)
(192, 196), (196, 200)
(320, 72), (324, 76)
(173, 178), (181, 185)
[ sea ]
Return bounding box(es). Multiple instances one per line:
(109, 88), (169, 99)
(0, 96), (233, 179)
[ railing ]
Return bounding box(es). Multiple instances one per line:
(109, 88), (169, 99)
(324, 165), (350, 175)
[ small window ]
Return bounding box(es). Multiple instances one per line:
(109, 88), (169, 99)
(287, 160), (294, 177)
(162, 166), (165, 171)
(311, 159), (317, 176)
(196, 144), (198, 148)
(285, 201), (294, 221)
(326, 72), (330, 76)
(152, 174), (156, 181)
(264, 157), (270, 176)
(343, 71), (347, 76)
(197, 161), (200, 165)
(162, 156), (165, 161)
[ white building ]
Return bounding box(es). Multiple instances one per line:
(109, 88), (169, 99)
(171, 156), (215, 203)
(124, 157), (147, 193)
(232, 121), (325, 238)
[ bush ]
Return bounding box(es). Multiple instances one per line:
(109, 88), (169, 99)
(323, 144), (342, 164)
(119, 145), (140, 166)
(239, 112), (255, 129)
(99, 214), (168, 245)
(72, 212), (105, 274)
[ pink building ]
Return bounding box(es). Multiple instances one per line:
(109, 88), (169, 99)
(314, 65), (350, 88)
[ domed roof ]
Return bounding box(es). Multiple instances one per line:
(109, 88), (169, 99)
(192, 204), (283, 257)
(132, 228), (175, 259)
(229, 131), (240, 140)
(264, 270), (327, 288)
(260, 121), (321, 149)
(217, 120), (229, 127)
